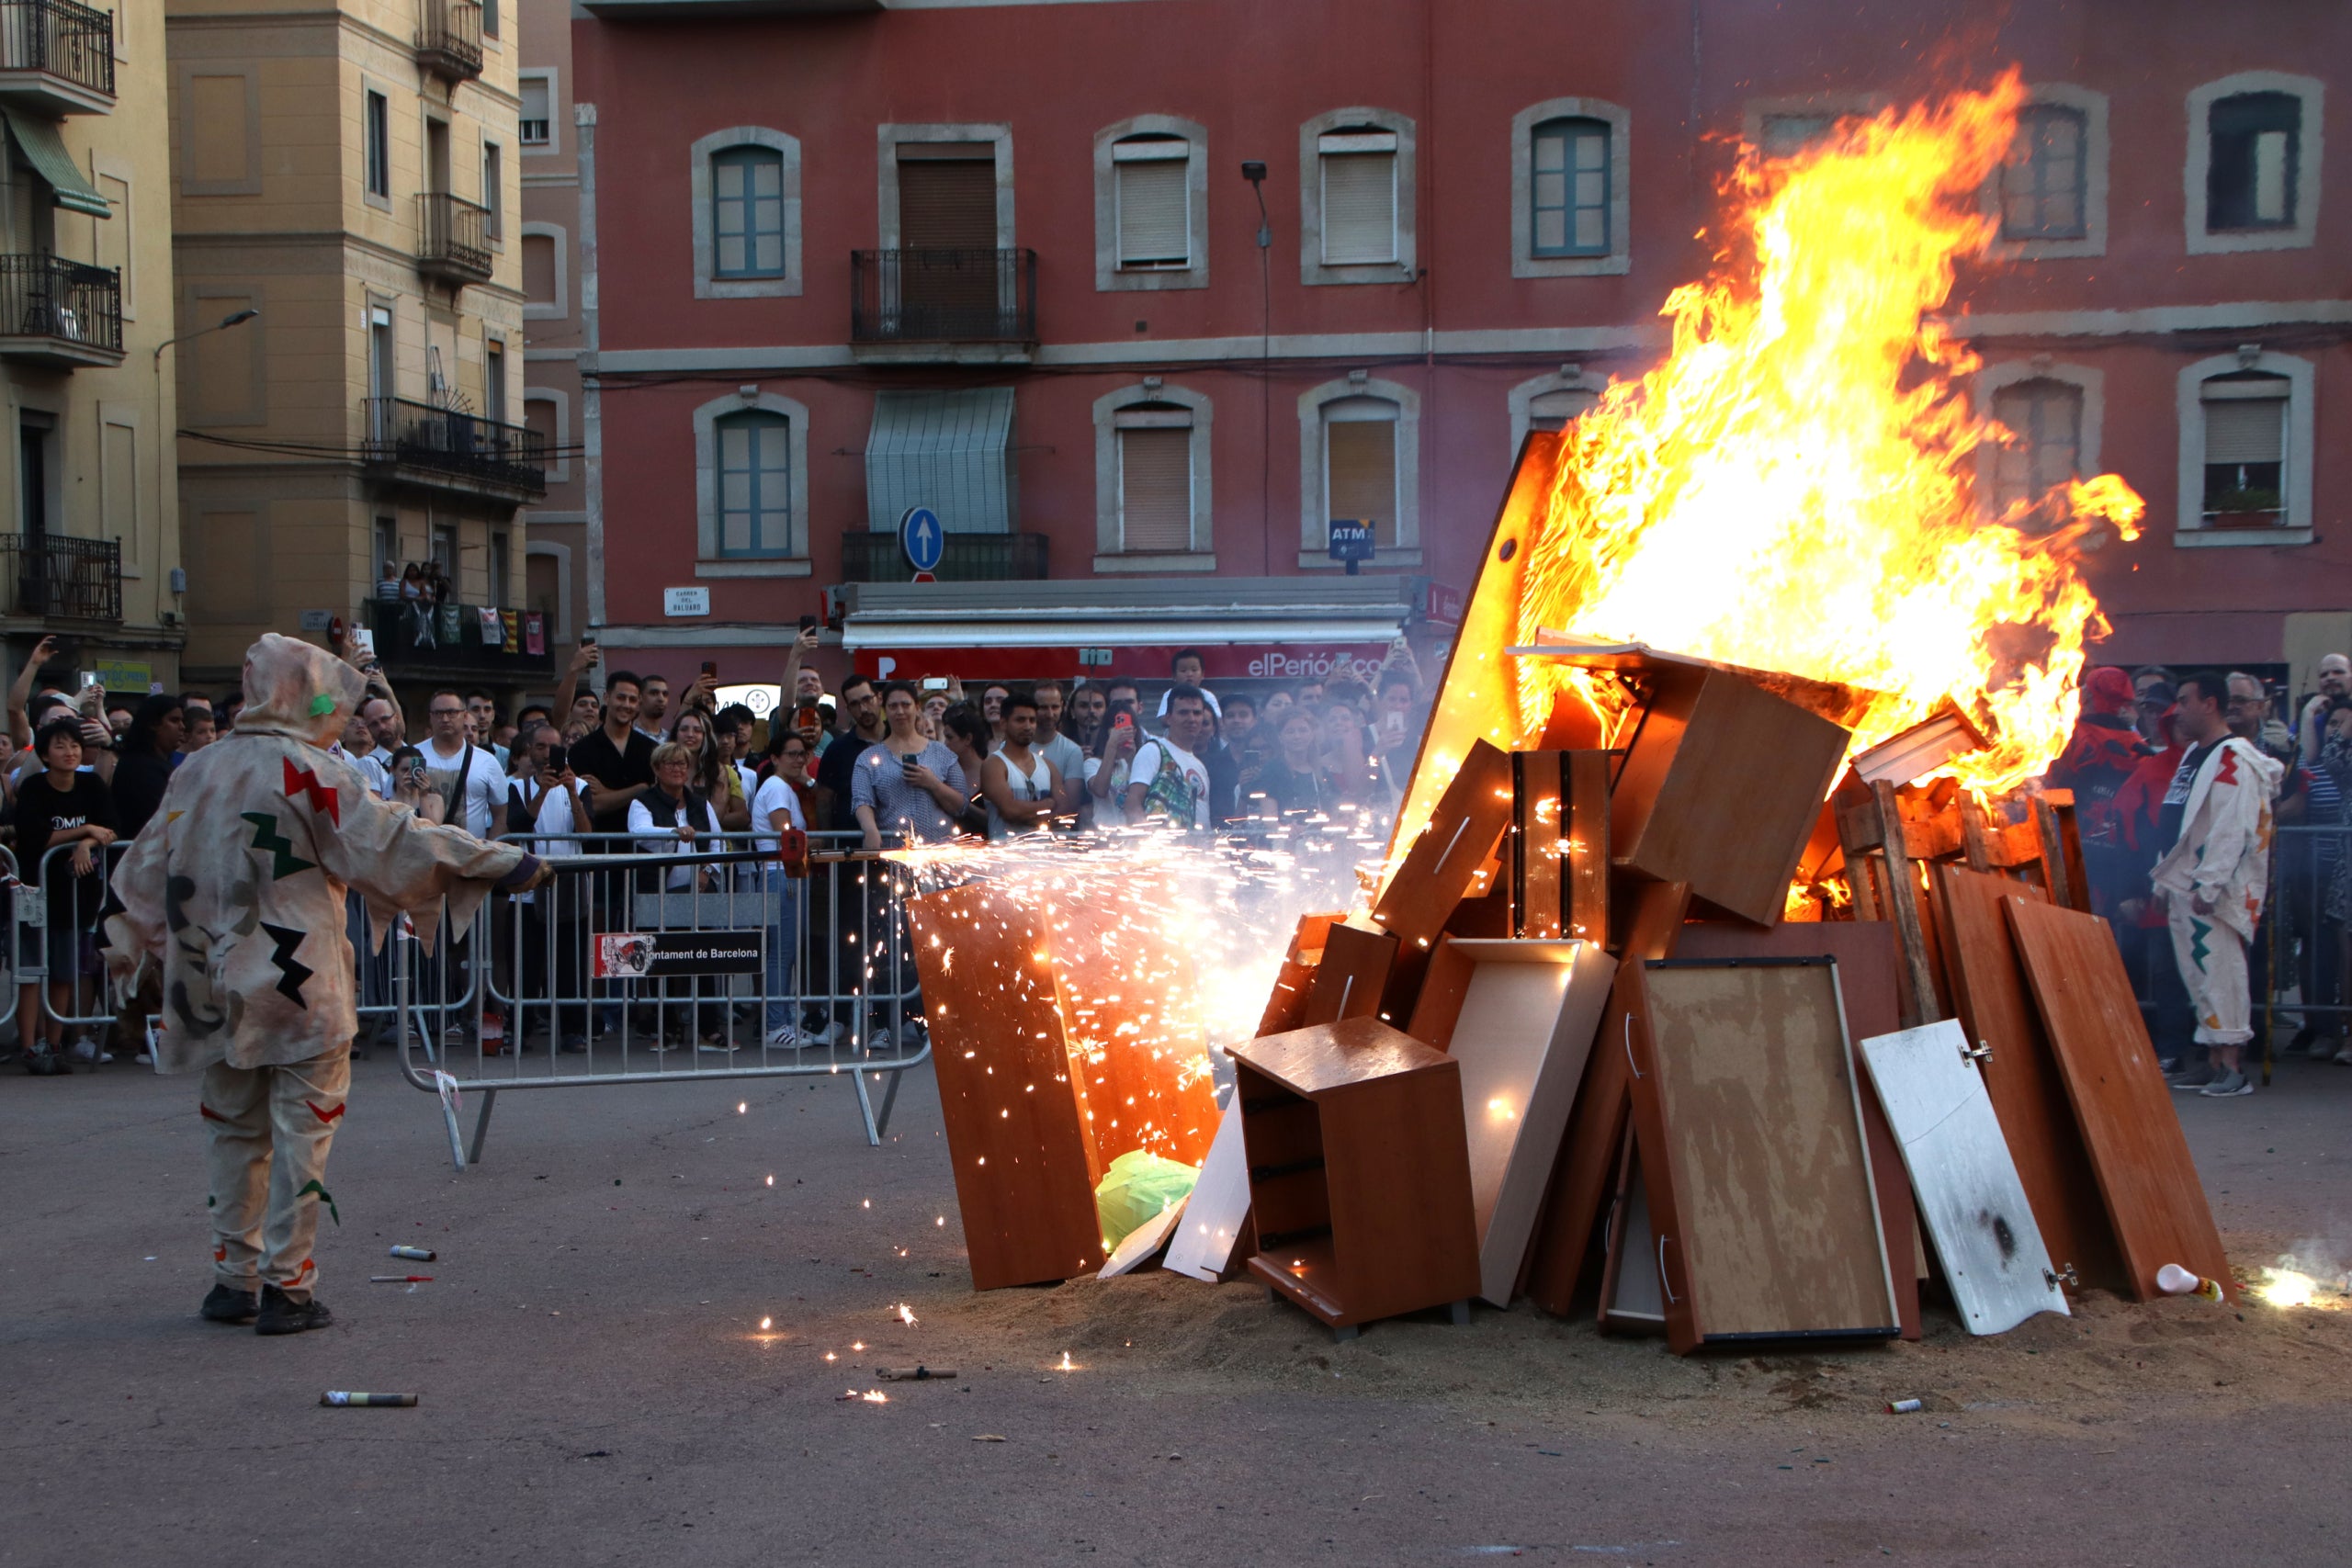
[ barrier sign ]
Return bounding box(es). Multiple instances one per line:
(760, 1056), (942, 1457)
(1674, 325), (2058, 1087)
(594, 931), (763, 978)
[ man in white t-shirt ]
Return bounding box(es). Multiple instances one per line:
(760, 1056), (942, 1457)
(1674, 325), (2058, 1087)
(422, 689), (507, 838)
(354, 694), (404, 799)
(1125, 684), (1214, 829)
(751, 732), (813, 1047)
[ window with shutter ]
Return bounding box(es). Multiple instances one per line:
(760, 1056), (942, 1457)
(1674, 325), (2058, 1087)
(1319, 131), (1397, 265)
(1531, 118), (1609, 255)
(519, 78), (550, 147)
(712, 147), (786, 277)
(2000, 106), (2086, 241)
(1325, 401), (1399, 547)
(1118, 423), (1192, 550)
(1114, 138), (1190, 268)
(1989, 378), (2083, 518)
(716, 410), (792, 556)
(2201, 375), (2289, 522)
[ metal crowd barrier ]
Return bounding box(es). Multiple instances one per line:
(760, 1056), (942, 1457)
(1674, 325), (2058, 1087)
(395, 829), (933, 1165)
(2259, 823), (2351, 1066)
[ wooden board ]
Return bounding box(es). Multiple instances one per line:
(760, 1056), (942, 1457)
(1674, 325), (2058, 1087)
(1404, 936), (1480, 1053)
(1858, 1021), (2069, 1334)
(1162, 1089), (1252, 1282)
(906, 883), (1104, 1291)
(1256, 913), (1340, 1038)
(2004, 897), (2236, 1303)
(1611, 667), (1852, 927)
(1597, 1130), (1666, 1336)
(1509, 750), (1614, 946)
(1933, 865), (2126, 1294)
(1522, 881), (1691, 1315)
(1047, 885), (1221, 1175)
(1371, 738), (1516, 950)
(1299, 920), (1397, 1028)
(1101, 1196), (1187, 1279)
(1670, 919), (1923, 1341)
(1443, 940), (1619, 1305)
(1626, 959), (1899, 1352)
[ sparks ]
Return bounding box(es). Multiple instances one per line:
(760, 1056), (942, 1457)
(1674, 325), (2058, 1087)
(758, 1315), (772, 1331)
(895, 1303), (918, 1326)
(1057, 1351), (1076, 1371)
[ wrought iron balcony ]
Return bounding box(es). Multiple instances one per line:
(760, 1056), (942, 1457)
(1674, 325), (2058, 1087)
(0, 0), (114, 114)
(839, 529), (1047, 582)
(416, 191), (493, 284)
(0, 253), (120, 366)
(850, 248), (1037, 358)
(367, 599), (551, 677)
(0, 533), (119, 621)
(363, 397), (547, 502)
(414, 0), (483, 81)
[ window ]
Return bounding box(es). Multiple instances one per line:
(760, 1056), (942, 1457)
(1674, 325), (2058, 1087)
(1758, 113), (1839, 158)
(484, 336), (505, 423)
(692, 130), (802, 298)
(2000, 106), (2086, 241)
(522, 231), (556, 308)
(364, 89), (390, 199)
(1113, 137), (1189, 269)
(2200, 373), (2290, 526)
(711, 147), (785, 276)
(430, 523), (457, 580)
(1531, 118), (1610, 256)
(482, 141), (502, 241)
(1528, 387), (1598, 434)
(1115, 408), (1192, 552)
(1989, 378), (2083, 519)
(1324, 399), (1399, 548)
(525, 395), (563, 483)
(713, 410), (792, 557)
(481, 0), (497, 39)
(519, 77), (551, 148)
(1318, 130), (1396, 265)
(374, 516), (398, 576)
(2208, 93), (2300, 231)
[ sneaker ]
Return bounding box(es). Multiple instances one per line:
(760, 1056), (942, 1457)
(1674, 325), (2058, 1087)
(200, 1283), (259, 1325)
(2156, 1057), (2181, 1076)
(2310, 1032), (2340, 1060)
(254, 1284), (333, 1336)
(763, 1025), (807, 1049)
(69, 1036), (97, 1064)
(695, 1037), (740, 1055)
(22, 1048), (61, 1077)
(2167, 1066), (2215, 1091)
(2199, 1070), (2254, 1098)
(2334, 1045), (2352, 1067)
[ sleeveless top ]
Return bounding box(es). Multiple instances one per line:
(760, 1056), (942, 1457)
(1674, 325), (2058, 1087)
(986, 745), (1053, 839)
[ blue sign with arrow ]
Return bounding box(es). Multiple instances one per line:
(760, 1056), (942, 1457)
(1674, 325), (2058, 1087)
(899, 507), (944, 574)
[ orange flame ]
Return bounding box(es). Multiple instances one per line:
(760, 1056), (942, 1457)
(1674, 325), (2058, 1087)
(1510, 73), (2143, 795)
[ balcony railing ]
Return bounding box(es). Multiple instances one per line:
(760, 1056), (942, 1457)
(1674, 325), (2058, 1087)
(363, 397), (548, 500)
(850, 248), (1037, 348)
(0, 533), (119, 621)
(0, 253), (120, 365)
(367, 599), (551, 675)
(414, 0), (483, 80)
(416, 191), (493, 284)
(0, 0), (115, 112)
(840, 529), (1048, 582)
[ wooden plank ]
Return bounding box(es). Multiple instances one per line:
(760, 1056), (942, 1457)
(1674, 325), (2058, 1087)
(1932, 864), (2127, 1294)
(1512, 751), (1566, 939)
(1959, 797), (1994, 873)
(1872, 780), (1942, 1028)
(1300, 920), (1396, 1028)
(1371, 738), (1516, 950)
(1162, 1089), (1252, 1282)
(1566, 750), (1612, 947)
(1047, 885), (1220, 1174)
(1101, 1196), (1187, 1279)
(1626, 958), (1900, 1352)
(1611, 667), (1851, 926)
(1403, 936), (1479, 1053)
(1442, 939), (1618, 1305)
(1521, 882), (1690, 1315)
(1668, 919), (1923, 1342)
(2044, 789), (2092, 914)
(2030, 795), (2075, 912)
(1255, 913), (1340, 1039)
(2004, 896), (2236, 1303)
(1858, 1020), (2070, 1334)
(906, 884), (1104, 1291)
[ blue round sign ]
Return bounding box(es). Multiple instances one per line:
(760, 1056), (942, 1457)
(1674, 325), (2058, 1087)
(899, 507), (944, 574)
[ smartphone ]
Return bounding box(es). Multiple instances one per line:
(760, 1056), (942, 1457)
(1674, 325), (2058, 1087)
(581, 632), (598, 647)
(407, 761), (429, 788)
(1112, 712), (1133, 731)
(899, 751), (917, 775)
(795, 702), (820, 733)
(78, 671), (100, 694)
(702, 660), (719, 680)
(547, 743), (569, 773)
(798, 614), (819, 634)
(922, 676), (948, 693)
(349, 626), (376, 660)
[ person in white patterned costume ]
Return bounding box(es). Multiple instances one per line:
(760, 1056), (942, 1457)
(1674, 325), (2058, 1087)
(103, 634), (547, 1333)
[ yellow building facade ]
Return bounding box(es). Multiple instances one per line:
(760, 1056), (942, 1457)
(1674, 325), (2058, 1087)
(167, 0), (545, 700)
(0, 0), (186, 695)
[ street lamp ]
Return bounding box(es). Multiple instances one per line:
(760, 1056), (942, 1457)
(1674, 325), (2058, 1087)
(153, 307), (259, 368)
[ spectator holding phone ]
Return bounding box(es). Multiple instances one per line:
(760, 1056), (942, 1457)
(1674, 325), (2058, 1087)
(15, 716), (118, 1071)
(387, 746), (447, 826)
(1087, 694), (1142, 826)
(851, 682), (967, 851)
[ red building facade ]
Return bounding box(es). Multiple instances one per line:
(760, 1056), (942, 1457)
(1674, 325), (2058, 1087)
(559, 0), (2349, 697)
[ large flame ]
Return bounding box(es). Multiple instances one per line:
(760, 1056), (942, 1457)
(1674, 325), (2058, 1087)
(1509, 73), (2143, 795)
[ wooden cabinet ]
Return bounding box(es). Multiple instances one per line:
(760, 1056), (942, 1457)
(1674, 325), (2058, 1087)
(1233, 1018), (1481, 1335)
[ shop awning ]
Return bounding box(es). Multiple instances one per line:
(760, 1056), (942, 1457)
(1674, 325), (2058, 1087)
(6, 110), (109, 219)
(864, 388), (1015, 534)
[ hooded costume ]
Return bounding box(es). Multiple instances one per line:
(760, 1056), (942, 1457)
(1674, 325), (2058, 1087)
(2149, 732), (2281, 1047)
(104, 635), (539, 1314)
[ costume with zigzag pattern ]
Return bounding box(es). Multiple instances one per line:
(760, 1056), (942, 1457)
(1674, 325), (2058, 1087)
(2151, 734), (2280, 1047)
(102, 635), (536, 1299)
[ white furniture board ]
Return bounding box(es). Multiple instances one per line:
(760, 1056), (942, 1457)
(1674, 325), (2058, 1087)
(1603, 1156), (1667, 1332)
(1162, 1089), (1250, 1282)
(1101, 1196), (1187, 1278)
(1446, 939), (1620, 1306)
(1859, 1020), (2070, 1335)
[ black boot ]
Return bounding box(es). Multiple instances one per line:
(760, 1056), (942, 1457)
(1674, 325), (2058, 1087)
(254, 1283), (333, 1336)
(200, 1283), (259, 1325)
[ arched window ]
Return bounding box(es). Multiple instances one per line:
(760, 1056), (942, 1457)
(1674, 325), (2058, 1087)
(711, 145), (786, 277)
(1531, 117), (1610, 256)
(714, 410), (792, 556)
